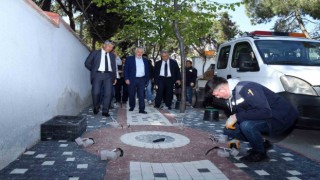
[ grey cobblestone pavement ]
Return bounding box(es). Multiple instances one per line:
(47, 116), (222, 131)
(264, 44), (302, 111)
(0, 104), (319, 180)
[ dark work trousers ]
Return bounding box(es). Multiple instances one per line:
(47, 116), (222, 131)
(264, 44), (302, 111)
(115, 77), (128, 102)
(155, 77), (174, 108)
(92, 72), (113, 113)
(128, 77), (146, 111)
(224, 120), (269, 153)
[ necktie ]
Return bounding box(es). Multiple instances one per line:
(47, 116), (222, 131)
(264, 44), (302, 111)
(105, 53), (109, 72)
(164, 62), (168, 77)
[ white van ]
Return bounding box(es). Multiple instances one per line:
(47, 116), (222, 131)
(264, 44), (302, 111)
(214, 31), (320, 129)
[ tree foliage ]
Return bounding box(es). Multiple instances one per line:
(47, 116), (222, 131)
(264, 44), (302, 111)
(93, 0), (240, 54)
(32, 0), (126, 49)
(243, 0), (320, 39)
(33, 0), (52, 11)
(190, 11), (240, 58)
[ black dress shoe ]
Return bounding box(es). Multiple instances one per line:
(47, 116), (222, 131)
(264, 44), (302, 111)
(102, 112), (110, 117)
(93, 107), (100, 115)
(129, 108), (134, 111)
(139, 110), (147, 114)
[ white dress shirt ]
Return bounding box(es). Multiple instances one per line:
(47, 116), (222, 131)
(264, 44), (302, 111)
(116, 56), (122, 65)
(135, 57), (145, 77)
(160, 60), (171, 77)
(98, 49), (112, 72)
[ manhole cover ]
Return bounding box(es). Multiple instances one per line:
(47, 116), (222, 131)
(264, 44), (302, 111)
(120, 131), (190, 149)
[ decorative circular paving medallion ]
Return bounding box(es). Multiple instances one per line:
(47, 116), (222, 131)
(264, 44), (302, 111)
(120, 131), (190, 149)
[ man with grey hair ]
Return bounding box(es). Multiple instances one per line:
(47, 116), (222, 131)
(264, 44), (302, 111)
(154, 50), (181, 110)
(124, 47), (150, 114)
(85, 40), (117, 117)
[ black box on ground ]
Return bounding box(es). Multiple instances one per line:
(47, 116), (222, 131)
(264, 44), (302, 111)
(41, 115), (87, 141)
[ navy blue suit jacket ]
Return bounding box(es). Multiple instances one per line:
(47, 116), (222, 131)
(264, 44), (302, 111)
(232, 81), (298, 136)
(84, 50), (117, 83)
(124, 56), (150, 84)
(154, 59), (181, 85)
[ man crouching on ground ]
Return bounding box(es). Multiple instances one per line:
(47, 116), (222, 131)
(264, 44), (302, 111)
(205, 76), (298, 162)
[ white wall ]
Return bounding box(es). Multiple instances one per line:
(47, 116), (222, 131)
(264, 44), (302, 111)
(192, 56), (216, 77)
(0, 0), (91, 169)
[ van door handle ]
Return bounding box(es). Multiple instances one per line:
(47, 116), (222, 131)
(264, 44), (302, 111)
(227, 75), (232, 79)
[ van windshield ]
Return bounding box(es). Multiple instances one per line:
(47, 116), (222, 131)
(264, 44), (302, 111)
(255, 40), (320, 66)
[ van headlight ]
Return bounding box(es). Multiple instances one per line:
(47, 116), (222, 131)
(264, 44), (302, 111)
(280, 75), (317, 96)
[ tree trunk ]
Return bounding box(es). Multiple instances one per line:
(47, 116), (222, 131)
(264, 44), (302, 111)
(41, 0), (52, 11)
(294, 9), (311, 39)
(92, 38), (96, 50)
(173, 0), (186, 113)
(202, 56), (207, 77)
(56, 0), (75, 31)
(67, 0), (75, 31)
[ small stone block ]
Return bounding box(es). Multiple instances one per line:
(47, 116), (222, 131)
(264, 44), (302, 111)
(66, 157), (75, 161)
(24, 151), (36, 155)
(77, 164), (88, 169)
(42, 161), (55, 165)
(10, 169), (28, 174)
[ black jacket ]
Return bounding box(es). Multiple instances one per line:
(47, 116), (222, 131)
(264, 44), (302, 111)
(84, 50), (117, 82)
(154, 59), (181, 85)
(185, 67), (197, 86)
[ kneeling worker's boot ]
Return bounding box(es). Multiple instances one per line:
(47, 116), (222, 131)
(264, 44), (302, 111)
(240, 151), (268, 162)
(247, 139), (273, 153)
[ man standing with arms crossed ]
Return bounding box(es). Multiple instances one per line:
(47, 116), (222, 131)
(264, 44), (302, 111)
(85, 40), (117, 117)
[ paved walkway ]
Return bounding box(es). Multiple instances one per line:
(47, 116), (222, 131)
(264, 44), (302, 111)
(0, 103), (320, 180)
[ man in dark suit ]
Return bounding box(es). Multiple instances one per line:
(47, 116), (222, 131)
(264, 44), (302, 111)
(124, 47), (150, 114)
(84, 40), (117, 117)
(154, 50), (181, 110)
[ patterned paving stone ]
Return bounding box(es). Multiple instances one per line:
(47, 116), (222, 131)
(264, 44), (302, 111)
(130, 160), (228, 180)
(0, 105), (319, 180)
(126, 103), (172, 126)
(0, 121), (107, 180)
